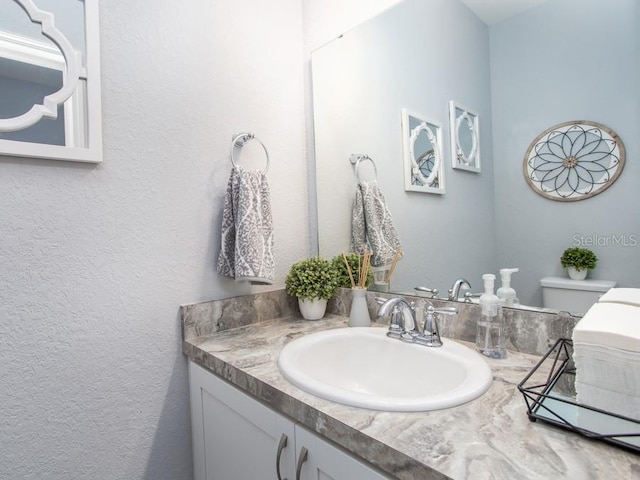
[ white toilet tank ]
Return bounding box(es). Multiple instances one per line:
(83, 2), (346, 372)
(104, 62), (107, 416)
(540, 277), (617, 312)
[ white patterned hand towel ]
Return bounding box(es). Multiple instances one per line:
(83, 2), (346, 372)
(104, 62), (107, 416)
(350, 181), (402, 266)
(217, 166), (274, 284)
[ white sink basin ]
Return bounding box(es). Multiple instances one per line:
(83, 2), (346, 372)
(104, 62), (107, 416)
(278, 327), (492, 411)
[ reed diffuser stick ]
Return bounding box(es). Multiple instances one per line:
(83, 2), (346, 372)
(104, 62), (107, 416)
(342, 252), (356, 288)
(384, 248), (402, 283)
(359, 250), (371, 287)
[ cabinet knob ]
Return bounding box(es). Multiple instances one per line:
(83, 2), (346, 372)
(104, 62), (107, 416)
(276, 433), (289, 480)
(295, 446), (308, 480)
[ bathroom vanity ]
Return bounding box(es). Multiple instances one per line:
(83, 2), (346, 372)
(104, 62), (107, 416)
(181, 290), (640, 479)
(189, 360), (390, 479)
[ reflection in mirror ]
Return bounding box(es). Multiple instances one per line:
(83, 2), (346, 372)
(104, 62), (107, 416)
(523, 120), (625, 202)
(402, 109), (444, 194)
(449, 101), (480, 172)
(0, 0), (102, 163)
(0, 0), (80, 133)
(313, 0), (638, 314)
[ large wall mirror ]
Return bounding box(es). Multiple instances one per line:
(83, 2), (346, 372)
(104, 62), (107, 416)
(0, 0), (102, 163)
(312, 0), (639, 314)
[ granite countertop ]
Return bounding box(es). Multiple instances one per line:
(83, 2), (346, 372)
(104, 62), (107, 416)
(182, 309), (640, 480)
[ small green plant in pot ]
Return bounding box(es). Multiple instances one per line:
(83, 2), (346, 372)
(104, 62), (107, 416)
(285, 257), (339, 320)
(560, 247), (598, 280)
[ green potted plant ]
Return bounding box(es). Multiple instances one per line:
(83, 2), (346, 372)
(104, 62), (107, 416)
(285, 257), (339, 320)
(560, 247), (598, 280)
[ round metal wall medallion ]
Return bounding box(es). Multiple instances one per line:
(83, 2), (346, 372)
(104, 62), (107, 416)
(523, 120), (625, 201)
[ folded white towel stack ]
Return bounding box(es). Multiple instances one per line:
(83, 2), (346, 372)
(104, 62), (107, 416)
(598, 288), (640, 307)
(217, 166), (274, 284)
(572, 293), (640, 420)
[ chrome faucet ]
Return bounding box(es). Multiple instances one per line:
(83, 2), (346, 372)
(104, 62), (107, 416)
(375, 297), (457, 347)
(375, 297), (416, 340)
(448, 278), (471, 301)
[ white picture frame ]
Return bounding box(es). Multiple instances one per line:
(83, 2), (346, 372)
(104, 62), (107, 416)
(449, 101), (481, 173)
(401, 108), (445, 194)
(0, 0), (103, 163)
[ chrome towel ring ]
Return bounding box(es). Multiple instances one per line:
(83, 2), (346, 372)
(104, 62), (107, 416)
(230, 132), (270, 173)
(350, 153), (377, 183)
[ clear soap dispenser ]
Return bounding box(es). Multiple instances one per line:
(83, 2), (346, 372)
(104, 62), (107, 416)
(497, 268), (519, 307)
(476, 273), (506, 359)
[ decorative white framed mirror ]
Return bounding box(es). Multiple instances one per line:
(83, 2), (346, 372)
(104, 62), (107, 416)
(0, 0), (102, 163)
(449, 101), (480, 172)
(401, 108), (444, 194)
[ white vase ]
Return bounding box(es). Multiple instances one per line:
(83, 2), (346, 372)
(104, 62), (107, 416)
(298, 298), (327, 320)
(567, 266), (588, 280)
(348, 287), (371, 327)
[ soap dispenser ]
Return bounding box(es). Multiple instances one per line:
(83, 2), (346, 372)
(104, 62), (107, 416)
(476, 273), (506, 359)
(497, 268), (519, 307)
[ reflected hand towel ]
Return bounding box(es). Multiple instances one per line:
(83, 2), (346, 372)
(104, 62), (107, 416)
(350, 181), (402, 267)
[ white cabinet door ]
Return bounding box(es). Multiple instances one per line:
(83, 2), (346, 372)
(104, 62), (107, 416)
(189, 361), (296, 480)
(189, 361), (391, 480)
(294, 424), (391, 480)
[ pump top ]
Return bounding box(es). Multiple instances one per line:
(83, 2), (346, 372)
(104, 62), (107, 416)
(482, 273), (496, 294)
(497, 268), (519, 307)
(499, 268), (519, 288)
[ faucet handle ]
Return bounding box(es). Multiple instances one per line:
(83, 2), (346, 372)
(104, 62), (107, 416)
(432, 306), (457, 315)
(414, 286), (439, 298)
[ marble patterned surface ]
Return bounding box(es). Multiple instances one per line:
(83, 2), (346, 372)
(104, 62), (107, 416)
(180, 290), (639, 480)
(181, 289), (297, 340)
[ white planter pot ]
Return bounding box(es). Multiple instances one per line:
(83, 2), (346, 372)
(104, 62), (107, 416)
(298, 298), (327, 320)
(567, 266), (588, 280)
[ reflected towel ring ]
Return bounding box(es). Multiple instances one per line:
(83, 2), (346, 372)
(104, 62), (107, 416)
(350, 154), (378, 183)
(230, 132), (270, 173)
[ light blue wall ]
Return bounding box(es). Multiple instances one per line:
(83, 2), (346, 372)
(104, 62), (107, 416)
(490, 0), (639, 306)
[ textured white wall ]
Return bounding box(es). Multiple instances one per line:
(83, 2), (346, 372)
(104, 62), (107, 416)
(0, 0), (307, 478)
